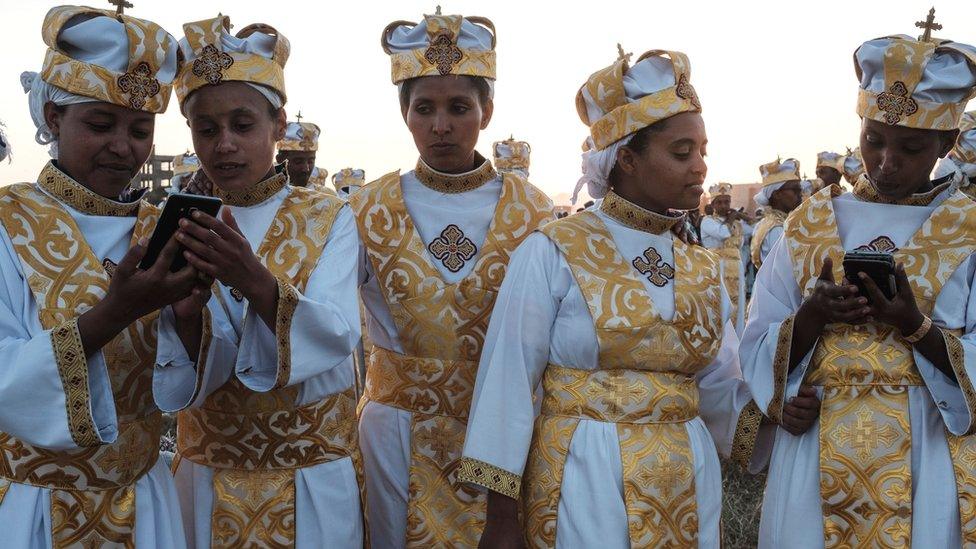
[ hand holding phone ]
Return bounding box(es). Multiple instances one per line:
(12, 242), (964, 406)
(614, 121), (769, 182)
(139, 194), (223, 272)
(843, 251), (896, 304)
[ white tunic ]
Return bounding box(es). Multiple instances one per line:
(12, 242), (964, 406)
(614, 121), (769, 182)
(462, 208), (758, 548)
(701, 216), (751, 334)
(741, 188), (976, 548)
(154, 185), (364, 548)
(0, 183), (185, 549)
(357, 169), (505, 548)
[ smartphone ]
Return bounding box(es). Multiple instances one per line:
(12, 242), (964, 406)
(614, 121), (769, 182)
(842, 250), (896, 303)
(139, 193), (223, 272)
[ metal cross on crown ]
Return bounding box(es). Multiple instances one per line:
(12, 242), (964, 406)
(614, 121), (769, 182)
(108, 0), (133, 17)
(915, 7), (942, 43)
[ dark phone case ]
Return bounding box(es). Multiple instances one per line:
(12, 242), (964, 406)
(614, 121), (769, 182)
(139, 194), (223, 272)
(842, 252), (896, 302)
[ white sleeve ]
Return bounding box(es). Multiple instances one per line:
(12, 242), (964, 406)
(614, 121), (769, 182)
(701, 217), (732, 242)
(235, 206), (361, 391)
(760, 225), (784, 264)
(0, 227), (116, 450)
(460, 233), (568, 496)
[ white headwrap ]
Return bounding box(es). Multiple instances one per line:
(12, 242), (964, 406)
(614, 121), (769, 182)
(753, 182), (785, 207)
(572, 134), (632, 204)
(21, 72), (95, 158)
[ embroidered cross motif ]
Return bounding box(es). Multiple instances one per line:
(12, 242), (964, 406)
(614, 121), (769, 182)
(635, 448), (691, 501)
(428, 224), (477, 273)
(102, 258), (118, 278)
(632, 247), (675, 287)
(298, 130), (316, 151)
(117, 62), (161, 110)
(876, 81), (918, 125)
(674, 73), (701, 110)
(832, 405), (900, 461)
(192, 44), (235, 85)
(424, 32), (463, 75)
(855, 235), (898, 253)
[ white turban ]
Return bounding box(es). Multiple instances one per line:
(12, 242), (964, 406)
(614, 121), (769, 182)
(572, 134), (633, 204)
(753, 181), (787, 208)
(21, 71), (96, 158)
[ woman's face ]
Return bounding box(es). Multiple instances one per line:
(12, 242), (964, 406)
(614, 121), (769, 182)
(45, 101), (154, 197)
(614, 112), (708, 213)
(402, 76), (493, 173)
(185, 82), (286, 191)
(859, 117), (957, 199)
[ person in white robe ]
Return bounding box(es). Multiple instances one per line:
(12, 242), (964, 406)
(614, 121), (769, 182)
(741, 17), (976, 548)
(0, 5), (194, 547)
(460, 46), (814, 549)
(151, 14), (365, 548)
(333, 167), (366, 200)
(701, 183), (753, 334)
(277, 119), (330, 191)
(353, 11), (554, 547)
(750, 158), (803, 269)
(169, 152), (200, 195)
(493, 135), (531, 180)
(934, 110), (976, 198)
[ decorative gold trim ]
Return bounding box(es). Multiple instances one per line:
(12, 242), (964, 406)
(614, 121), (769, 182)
(0, 478), (8, 506)
(944, 330), (976, 435)
(414, 156), (497, 194)
(852, 175), (949, 206)
(731, 400), (764, 467)
(38, 163), (140, 217)
(184, 306), (215, 407)
(457, 456), (521, 499)
(51, 319), (100, 447)
(213, 170), (288, 207)
(600, 190), (681, 234)
(273, 278), (299, 390)
(767, 314), (795, 425)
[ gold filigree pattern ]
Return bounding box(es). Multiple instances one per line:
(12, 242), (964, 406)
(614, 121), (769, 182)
(731, 399), (764, 467)
(273, 279), (299, 389)
(852, 175), (950, 207)
(213, 170), (288, 207)
(351, 170), (553, 544)
(784, 183), (976, 546)
(600, 190), (680, 234)
(414, 157), (498, 194)
(749, 208), (788, 268)
(708, 215), (744, 317)
(51, 319), (98, 447)
(948, 434), (976, 544)
(38, 162), (141, 217)
(0, 180), (162, 547)
(456, 457), (521, 499)
(212, 469), (294, 548)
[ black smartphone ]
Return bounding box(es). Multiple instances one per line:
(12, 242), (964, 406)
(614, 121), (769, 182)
(842, 250), (896, 303)
(139, 193), (223, 272)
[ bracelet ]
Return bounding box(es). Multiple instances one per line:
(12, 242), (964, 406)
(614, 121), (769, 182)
(903, 315), (932, 344)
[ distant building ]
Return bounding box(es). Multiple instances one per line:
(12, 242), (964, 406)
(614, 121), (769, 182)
(133, 146), (179, 204)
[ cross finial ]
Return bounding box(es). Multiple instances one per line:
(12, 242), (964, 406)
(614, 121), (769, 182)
(435, 5), (442, 15)
(295, 110), (303, 123)
(108, 0), (133, 17)
(616, 43), (632, 63)
(915, 7), (942, 42)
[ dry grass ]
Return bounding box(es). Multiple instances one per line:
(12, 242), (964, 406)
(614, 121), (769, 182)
(721, 458), (766, 548)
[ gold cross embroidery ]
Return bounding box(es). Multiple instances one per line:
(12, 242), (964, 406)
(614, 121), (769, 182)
(633, 247), (675, 287)
(636, 448), (691, 501)
(428, 224), (477, 273)
(192, 44), (235, 86)
(915, 7), (942, 42)
(877, 81), (919, 125)
(116, 62), (160, 110)
(832, 405), (901, 461)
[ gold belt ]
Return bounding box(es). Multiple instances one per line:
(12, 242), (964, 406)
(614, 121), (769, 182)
(541, 364), (700, 423)
(0, 412), (161, 491)
(364, 346), (477, 418)
(177, 387), (358, 470)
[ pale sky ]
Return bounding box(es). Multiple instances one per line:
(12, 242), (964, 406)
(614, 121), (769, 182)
(0, 0), (973, 205)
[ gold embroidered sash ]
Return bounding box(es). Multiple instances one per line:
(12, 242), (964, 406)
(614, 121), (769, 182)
(709, 215), (744, 319)
(350, 170), (553, 547)
(175, 186), (366, 548)
(521, 212), (722, 548)
(0, 181), (160, 549)
(749, 209), (787, 269)
(783, 185), (976, 547)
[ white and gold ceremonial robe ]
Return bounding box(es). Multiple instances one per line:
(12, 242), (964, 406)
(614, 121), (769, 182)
(0, 163), (186, 548)
(701, 214), (752, 334)
(749, 208), (788, 270)
(351, 158), (553, 548)
(741, 179), (976, 548)
(154, 171), (365, 548)
(460, 191), (764, 548)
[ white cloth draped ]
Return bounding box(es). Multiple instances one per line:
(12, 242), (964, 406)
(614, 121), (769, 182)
(461, 208), (757, 548)
(740, 188), (976, 548)
(153, 185), (364, 548)
(0, 181), (186, 548)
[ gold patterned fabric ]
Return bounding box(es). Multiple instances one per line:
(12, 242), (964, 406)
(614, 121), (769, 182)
(213, 169), (288, 207)
(351, 170), (553, 547)
(750, 208), (788, 269)
(382, 13), (496, 84)
(852, 174), (951, 207)
(0, 178), (161, 548)
(39, 162), (142, 217)
(175, 186), (367, 547)
(514, 211), (724, 547)
(414, 156), (497, 194)
(708, 215), (744, 318)
(40, 6), (179, 113)
(783, 184), (976, 547)
(600, 190), (681, 234)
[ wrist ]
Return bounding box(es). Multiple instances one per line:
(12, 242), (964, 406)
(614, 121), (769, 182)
(92, 294), (135, 332)
(239, 262), (277, 301)
(797, 299), (827, 332)
(898, 311), (926, 337)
